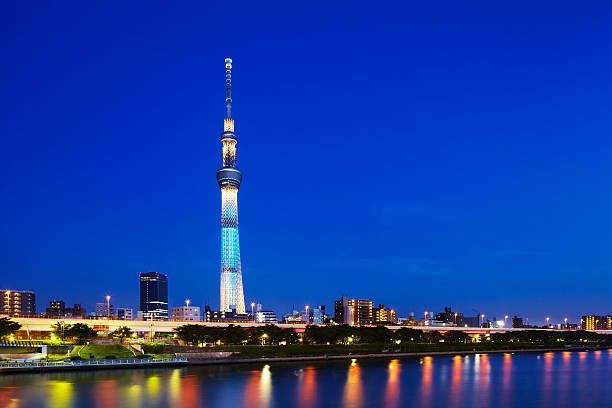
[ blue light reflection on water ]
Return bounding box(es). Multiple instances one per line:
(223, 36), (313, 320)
(2, 350), (612, 407)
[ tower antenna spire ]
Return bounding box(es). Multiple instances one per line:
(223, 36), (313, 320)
(225, 58), (232, 118)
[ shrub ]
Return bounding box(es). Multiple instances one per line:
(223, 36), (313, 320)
(104, 355), (117, 359)
(141, 342), (165, 354)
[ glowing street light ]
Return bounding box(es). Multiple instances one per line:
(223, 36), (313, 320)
(185, 299), (191, 307)
(251, 302), (255, 321)
(305, 305), (309, 324)
(106, 295), (111, 319)
(564, 317), (568, 328)
(546, 317), (550, 328)
(504, 315), (509, 327)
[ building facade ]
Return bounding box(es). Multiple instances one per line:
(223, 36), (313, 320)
(170, 306), (201, 322)
(116, 308), (134, 320)
(46, 300), (65, 317)
(255, 310), (278, 323)
(216, 58), (246, 314)
(581, 315), (604, 330)
(95, 302), (114, 318)
(139, 272), (169, 320)
(1, 290), (35, 316)
(334, 297), (373, 325)
(374, 304), (398, 324)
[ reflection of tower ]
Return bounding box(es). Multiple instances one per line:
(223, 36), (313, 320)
(216, 58), (245, 313)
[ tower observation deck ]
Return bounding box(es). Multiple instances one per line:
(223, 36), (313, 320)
(216, 58), (245, 313)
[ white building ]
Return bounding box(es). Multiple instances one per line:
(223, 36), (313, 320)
(94, 302), (114, 317)
(256, 310), (277, 323)
(170, 306), (201, 322)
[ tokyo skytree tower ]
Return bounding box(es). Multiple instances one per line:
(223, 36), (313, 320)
(216, 58), (245, 313)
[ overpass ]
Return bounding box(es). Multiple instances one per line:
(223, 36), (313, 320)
(8, 316), (609, 336)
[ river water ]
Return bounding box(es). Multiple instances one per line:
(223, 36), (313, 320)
(1, 350), (612, 407)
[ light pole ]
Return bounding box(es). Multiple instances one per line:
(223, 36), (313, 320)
(481, 314), (485, 327)
(504, 315), (509, 327)
(454, 313), (458, 325)
(564, 317), (568, 328)
(251, 302), (255, 321)
(185, 299), (190, 321)
(546, 317), (550, 328)
(106, 295), (111, 319)
(305, 305), (309, 324)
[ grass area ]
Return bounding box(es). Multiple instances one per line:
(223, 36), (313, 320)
(77, 344), (136, 359)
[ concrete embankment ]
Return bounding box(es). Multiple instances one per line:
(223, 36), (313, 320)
(0, 345), (606, 374)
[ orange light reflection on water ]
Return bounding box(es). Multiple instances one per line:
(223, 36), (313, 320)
(298, 366), (317, 408)
(95, 379), (118, 408)
(448, 355), (462, 408)
(419, 356), (433, 407)
(342, 360), (363, 408)
(385, 359), (400, 408)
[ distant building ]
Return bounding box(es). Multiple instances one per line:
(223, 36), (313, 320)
(65, 304), (86, 319)
(116, 308), (134, 320)
(95, 302), (114, 318)
(139, 272), (169, 321)
(1, 290), (35, 316)
(511, 315), (524, 328)
(312, 306), (327, 324)
(333, 297), (373, 325)
(374, 304), (398, 324)
(435, 306), (463, 326)
(581, 315), (604, 330)
(603, 315), (612, 329)
(461, 315), (480, 328)
(46, 300), (65, 317)
(255, 310), (278, 323)
(171, 306), (201, 322)
(205, 306), (249, 323)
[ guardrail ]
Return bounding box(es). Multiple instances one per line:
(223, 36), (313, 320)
(0, 357), (187, 369)
(0, 341), (45, 347)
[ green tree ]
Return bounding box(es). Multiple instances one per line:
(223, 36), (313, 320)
(111, 326), (133, 343)
(0, 317), (21, 339)
(67, 323), (98, 344)
(51, 321), (72, 341)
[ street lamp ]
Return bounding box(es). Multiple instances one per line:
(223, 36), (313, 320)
(106, 295), (111, 319)
(251, 302), (255, 321)
(504, 315), (509, 327)
(564, 317), (568, 328)
(305, 305), (309, 324)
(546, 317), (550, 328)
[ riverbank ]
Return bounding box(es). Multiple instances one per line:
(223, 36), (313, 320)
(0, 344), (607, 374)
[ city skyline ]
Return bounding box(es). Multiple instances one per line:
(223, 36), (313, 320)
(2, 3), (612, 324)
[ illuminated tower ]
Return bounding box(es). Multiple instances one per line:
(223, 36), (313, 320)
(216, 58), (245, 313)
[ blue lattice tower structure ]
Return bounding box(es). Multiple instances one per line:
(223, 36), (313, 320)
(216, 58), (245, 313)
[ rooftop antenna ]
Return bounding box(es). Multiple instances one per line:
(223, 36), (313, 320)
(225, 58), (232, 118)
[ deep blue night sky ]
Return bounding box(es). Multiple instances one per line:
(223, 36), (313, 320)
(2, 2), (612, 325)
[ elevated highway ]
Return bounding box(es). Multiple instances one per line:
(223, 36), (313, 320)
(7, 316), (607, 335)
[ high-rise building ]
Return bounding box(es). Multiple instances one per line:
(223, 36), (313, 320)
(170, 306), (201, 322)
(1, 290), (35, 316)
(334, 297), (373, 325)
(139, 272), (169, 320)
(312, 306), (327, 324)
(46, 300), (66, 317)
(216, 58), (246, 314)
(581, 315), (603, 330)
(374, 304), (398, 324)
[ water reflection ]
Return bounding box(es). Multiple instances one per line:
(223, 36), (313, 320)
(299, 366), (317, 408)
(95, 379), (119, 408)
(419, 356), (433, 407)
(2, 350), (612, 407)
(48, 380), (74, 408)
(244, 365), (272, 408)
(385, 359), (400, 408)
(448, 355), (463, 408)
(342, 360), (362, 408)
(500, 353), (512, 407)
